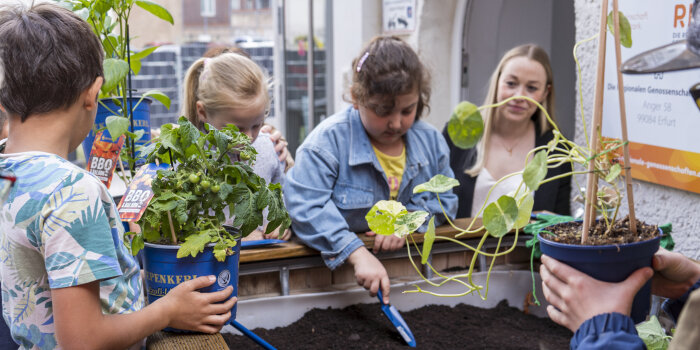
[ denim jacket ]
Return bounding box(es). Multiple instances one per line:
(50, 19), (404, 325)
(283, 107), (458, 269)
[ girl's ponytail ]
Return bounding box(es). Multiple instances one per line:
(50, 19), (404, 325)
(182, 58), (206, 130)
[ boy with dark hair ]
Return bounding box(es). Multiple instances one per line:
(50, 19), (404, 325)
(0, 3), (235, 349)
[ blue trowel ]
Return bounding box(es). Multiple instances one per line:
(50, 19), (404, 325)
(377, 289), (416, 347)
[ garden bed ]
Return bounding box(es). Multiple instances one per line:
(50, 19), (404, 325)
(222, 271), (572, 349)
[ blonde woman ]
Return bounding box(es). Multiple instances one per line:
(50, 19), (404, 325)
(445, 44), (571, 218)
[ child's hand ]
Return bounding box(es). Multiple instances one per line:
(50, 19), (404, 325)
(651, 248), (700, 299)
(264, 227), (292, 241)
(156, 276), (236, 333)
(366, 231), (405, 253)
(260, 125), (290, 163)
(347, 247), (390, 304)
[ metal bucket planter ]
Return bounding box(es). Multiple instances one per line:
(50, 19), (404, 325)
(538, 223), (662, 323)
(82, 97), (152, 162)
(143, 227), (241, 332)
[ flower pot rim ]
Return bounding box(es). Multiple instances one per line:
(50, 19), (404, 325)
(537, 222), (663, 250)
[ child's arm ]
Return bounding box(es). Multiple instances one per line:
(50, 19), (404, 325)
(52, 276), (234, 349)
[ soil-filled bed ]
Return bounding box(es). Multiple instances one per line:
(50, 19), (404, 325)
(223, 300), (572, 349)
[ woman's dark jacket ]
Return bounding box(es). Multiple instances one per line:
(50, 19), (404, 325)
(443, 120), (572, 219)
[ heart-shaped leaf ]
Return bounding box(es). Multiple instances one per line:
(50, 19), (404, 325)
(482, 195), (519, 237)
(102, 58), (129, 95)
(607, 11), (632, 48)
(105, 115), (129, 139)
(523, 150), (547, 191)
(447, 101), (484, 149)
(413, 174), (460, 194)
(514, 193), (535, 229)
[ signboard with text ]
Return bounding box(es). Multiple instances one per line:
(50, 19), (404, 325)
(602, 0), (700, 193)
(382, 0), (416, 34)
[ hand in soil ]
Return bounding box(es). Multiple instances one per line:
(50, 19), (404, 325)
(652, 248), (700, 299)
(348, 247), (390, 304)
(154, 276), (236, 333)
(366, 231), (405, 253)
(540, 255), (653, 332)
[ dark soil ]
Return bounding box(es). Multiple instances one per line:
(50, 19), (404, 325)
(540, 215), (659, 246)
(222, 300), (572, 349)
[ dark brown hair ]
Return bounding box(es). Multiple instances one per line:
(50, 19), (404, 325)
(0, 3), (104, 122)
(349, 36), (431, 119)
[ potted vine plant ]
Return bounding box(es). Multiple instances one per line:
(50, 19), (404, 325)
(129, 117), (291, 331)
(365, 4), (661, 323)
(61, 0), (173, 175)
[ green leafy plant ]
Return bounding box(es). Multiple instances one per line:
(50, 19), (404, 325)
(60, 0), (173, 174)
(636, 316), (672, 350)
(130, 117), (291, 261)
(365, 10), (637, 299)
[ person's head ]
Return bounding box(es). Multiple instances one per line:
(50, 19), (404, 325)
(348, 36), (431, 148)
(202, 45), (251, 59)
(466, 44), (556, 176)
(183, 52), (270, 142)
(0, 2), (103, 141)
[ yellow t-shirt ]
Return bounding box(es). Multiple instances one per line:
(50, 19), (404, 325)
(372, 145), (406, 200)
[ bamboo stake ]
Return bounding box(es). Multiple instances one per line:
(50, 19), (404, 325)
(167, 211), (177, 245)
(582, 0), (610, 243)
(612, 0), (637, 234)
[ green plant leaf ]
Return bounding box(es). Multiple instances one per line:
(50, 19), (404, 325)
(523, 150), (547, 191)
(447, 101), (484, 149)
(177, 231), (212, 258)
(142, 90), (171, 110)
(135, 0), (174, 24)
(366, 200), (404, 236)
(605, 163), (622, 183)
(394, 211), (428, 237)
(213, 242), (227, 262)
(514, 193), (535, 229)
(607, 11), (633, 48)
(413, 174), (460, 194)
(636, 316), (671, 350)
(102, 58), (129, 94)
(105, 116), (129, 139)
(131, 46), (159, 61)
(483, 195), (519, 237)
(421, 217), (436, 264)
(130, 234), (144, 256)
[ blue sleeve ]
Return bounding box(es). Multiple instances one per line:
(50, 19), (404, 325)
(405, 130), (458, 231)
(571, 313), (646, 350)
(662, 278), (700, 322)
(283, 144), (364, 270)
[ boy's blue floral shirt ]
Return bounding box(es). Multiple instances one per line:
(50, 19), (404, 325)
(0, 147), (144, 349)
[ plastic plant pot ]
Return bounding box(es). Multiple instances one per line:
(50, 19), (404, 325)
(142, 227), (241, 332)
(538, 223), (662, 324)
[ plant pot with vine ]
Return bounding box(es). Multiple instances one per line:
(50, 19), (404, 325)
(129, 117), (291, 331)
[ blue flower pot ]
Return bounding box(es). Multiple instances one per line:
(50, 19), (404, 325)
(142, 230), (241, 332)
(538, 223), (661, 324)
(82, 97), (152, 164)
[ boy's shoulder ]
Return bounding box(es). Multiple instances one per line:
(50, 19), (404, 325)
(1, 151), (105, 195)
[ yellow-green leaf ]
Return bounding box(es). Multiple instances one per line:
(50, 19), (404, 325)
(607, 10), (633, 48)
(106, 115), (129, 139)
(447, 101), (484, 149)
(523, 151), (547, 191)
(605, 163), (622, 183)
(135, 0), (174, 25)
(142, 90), (171, 110)
(421, 217), (435, 264)
(514, 193), (535, 229)
(483, 195), (518, 237)
(413, 174), (459, 194)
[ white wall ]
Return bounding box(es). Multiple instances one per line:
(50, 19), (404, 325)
(574, 0), (700, 259)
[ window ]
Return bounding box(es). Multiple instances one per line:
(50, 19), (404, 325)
(201, 0), (216, 17)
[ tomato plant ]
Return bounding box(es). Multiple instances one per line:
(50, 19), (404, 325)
(129, 117), (291, 261)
